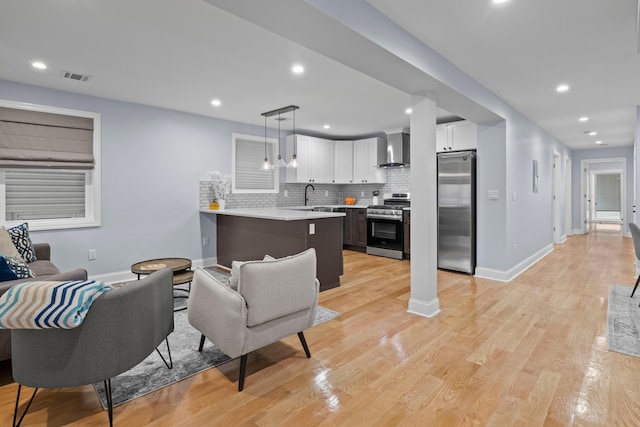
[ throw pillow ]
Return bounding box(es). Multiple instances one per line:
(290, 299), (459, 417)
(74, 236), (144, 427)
(229, 254), (276, 291)
(0, 256), (18, 282)
(4, 256), (35, 279)
(7, 223), (37, 263)
(0, 227), (22, 260)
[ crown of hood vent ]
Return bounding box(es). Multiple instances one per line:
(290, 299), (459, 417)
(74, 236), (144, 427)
(379, 132), (410, 168)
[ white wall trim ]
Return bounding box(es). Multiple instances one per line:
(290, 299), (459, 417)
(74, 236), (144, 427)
(475, 243), (554, 282)
(407, 297), (441, 318)
(560, 234), (568, 244)
(90, 257), (217, 284)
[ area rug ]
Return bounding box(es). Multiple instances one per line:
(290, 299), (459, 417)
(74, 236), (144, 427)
(607, 284), (640, 358)
(94, 269), (340, 409)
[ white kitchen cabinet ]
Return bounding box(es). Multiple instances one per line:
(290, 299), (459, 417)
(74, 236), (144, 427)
(286, 135), (335, 183)
(334, 140), (354, 183)
(353, 137), (386, 183)
(436, 120), (477, 153)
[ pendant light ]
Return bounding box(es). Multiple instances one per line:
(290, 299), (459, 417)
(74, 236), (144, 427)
(260, 115), (274, 170)
(287, 107), (298, 168)
(274, 111), (287, 168)
(261, 105), (299, 169)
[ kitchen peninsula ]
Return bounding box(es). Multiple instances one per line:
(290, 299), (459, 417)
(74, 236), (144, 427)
(201, 208), (345, 291)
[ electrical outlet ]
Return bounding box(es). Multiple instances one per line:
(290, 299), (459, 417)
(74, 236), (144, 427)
(309, 223), (315, 235)
(325, 190), (328, 197)
(88, 249), (96, 260)
(361, 191), (365, 197)
(202, 237), (209, 246)
(284, 190), (288, 197)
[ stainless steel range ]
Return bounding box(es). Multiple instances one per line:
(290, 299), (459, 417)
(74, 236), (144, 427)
(366, 193), (410, 259)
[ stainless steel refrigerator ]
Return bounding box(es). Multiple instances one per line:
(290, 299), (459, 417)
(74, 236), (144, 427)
(437, 151), (476, 274)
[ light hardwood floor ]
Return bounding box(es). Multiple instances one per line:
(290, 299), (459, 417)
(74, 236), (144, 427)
(1, 224), (638, 426)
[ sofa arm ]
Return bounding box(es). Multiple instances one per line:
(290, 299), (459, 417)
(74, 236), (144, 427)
(46, 268), (88, 282)
(33, 243), (51, 261)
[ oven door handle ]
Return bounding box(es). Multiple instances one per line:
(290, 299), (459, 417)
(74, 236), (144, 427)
(367, 214), (402, 221)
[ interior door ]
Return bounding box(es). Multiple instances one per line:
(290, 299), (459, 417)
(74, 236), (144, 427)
(584, 166), (591, 233)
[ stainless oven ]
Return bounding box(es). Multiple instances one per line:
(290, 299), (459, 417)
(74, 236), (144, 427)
(366, 193), (409, 260)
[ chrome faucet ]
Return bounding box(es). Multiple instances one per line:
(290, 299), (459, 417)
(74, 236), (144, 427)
(304, 184), (315, 206)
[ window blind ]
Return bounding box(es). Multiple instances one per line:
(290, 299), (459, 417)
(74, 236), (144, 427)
(5, 170), (86, 221)
(0, 107), (95, 169)
(235, 138), (275, 190)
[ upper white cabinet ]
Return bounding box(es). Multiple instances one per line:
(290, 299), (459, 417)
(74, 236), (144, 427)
(436, 120), (477, 153)
(286, 135), (335, 183)
(334, 140), (354, 184)
(353, 137), (386, 183)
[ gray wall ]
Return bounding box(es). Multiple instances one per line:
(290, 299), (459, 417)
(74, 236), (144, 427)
(0, 78), (278, 276)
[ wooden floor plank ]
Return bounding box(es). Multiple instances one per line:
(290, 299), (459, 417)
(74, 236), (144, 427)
(0, 223), (638, 426)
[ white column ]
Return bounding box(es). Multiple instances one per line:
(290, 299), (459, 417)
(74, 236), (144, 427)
(408, 96), (440, 318)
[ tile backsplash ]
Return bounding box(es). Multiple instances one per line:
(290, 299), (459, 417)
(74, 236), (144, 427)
(199, 167), (410, 210)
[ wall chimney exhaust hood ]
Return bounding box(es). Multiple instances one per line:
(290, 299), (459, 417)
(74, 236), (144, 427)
(379, 132), (410, 168)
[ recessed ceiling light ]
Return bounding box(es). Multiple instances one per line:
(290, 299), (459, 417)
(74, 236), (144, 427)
(579, 116), (589, 122)
(323, 124), (330, 129)
(556, 84), (569, 93)
(32, 61), (47, 70)
(595, 140), (603, 145)
(211, 99), (221, 107)
(588, 131), (597, 136)
(292, 64), (304, 74)
(493, 0), (509, 3)
(405, 108), (413, 114)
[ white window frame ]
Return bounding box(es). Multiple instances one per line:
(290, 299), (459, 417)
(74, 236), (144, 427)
(0, 99), (101, 231)
(231, 133), (279, 194)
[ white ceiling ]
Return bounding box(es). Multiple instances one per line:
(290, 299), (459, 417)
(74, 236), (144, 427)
(0, 0), (638, 150)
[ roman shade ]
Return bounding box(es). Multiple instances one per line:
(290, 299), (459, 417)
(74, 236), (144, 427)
(0, 107), (95, 169)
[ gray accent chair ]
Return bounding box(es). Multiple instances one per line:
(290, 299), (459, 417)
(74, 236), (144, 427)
(188, 248), (319, 391)
(10, 268), (175, 427)
(0, 242), (88, 361)
(629, 222), (640, 304)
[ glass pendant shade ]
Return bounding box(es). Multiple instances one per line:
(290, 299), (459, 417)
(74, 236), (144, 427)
(287, 154), (298, 168)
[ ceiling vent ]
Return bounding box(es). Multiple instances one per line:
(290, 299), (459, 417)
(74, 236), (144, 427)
(60, 70), (91, 82)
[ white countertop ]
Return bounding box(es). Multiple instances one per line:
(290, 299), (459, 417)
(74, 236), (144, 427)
(284, 204), (369, 210)
(200, 207), (346, 221)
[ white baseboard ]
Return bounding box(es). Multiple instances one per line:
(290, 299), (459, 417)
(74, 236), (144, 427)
(573, 228), (584, 235)
(407, 297), (441, 318)
(90, 257), (217, 284)
(560, 234), (567, 244)
(475, 244), (553, 282)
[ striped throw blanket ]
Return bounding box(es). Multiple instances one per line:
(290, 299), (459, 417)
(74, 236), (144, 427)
(0, 280), (113, 329)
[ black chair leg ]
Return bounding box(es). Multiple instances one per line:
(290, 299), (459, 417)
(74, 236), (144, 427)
(238, 354), (248, 391)
(155, 337), (173, 369)
(298, 332), (311, 358)
(631, 275), (640, 298)
(198, 334), (206, 352)
(104, 379), (113, 427)
(13, 385), (38, 427)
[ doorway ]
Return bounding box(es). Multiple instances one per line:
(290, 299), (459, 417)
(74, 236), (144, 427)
(580, 157), (627, 234)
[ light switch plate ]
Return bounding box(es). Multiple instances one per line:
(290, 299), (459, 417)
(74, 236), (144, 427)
(309, 223), (315, 235)
(488, 190), (499, 200)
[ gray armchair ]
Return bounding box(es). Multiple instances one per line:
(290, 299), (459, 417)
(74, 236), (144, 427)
(10, 268), (174, 427)
(188, 248), (319, 391)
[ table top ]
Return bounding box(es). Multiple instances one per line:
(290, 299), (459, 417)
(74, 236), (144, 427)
(131, 257), (192, 274)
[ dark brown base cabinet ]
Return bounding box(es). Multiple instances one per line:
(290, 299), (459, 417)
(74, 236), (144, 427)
(343, 208), (367, 252)
(403, 210), (410, 259)
(216, 215), (343, 291)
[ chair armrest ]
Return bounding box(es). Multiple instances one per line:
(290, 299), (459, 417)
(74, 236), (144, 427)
(33, 243), (51, 261)
(187, 269), (248, 358)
